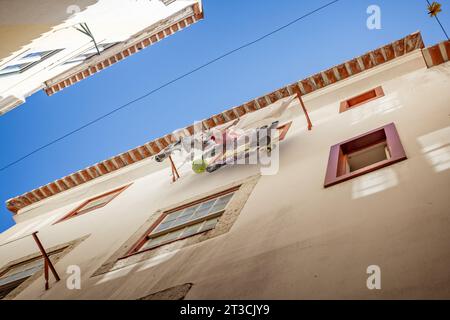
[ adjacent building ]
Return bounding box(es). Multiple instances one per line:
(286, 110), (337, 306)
(0, 0), (203, 115)
(0, 32), (449, 299)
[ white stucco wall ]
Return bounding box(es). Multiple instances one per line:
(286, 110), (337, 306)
(1, 50), (449, 299)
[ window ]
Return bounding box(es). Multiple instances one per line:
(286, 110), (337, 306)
(324, 123), (407, 188)
(92, 177), (258, 276)
(339, 86), (385, 113)
(277, 121), (293, 141)
(0, 248), (64, 299)
(64, 43), (118, 65)
(126, 187), (239, 256)
(55, 185), (130, 223)
(0, 50), (62, 76)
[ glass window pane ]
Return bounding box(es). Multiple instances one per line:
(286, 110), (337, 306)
(193, 199), (217, 218)
(0, 248), (63, 289)
(163, 210), (184, 223)
(211, 193), (234, 213)
(201, 199), (217, 210)
(163, 229), (184, 243)
(0, 65), (22, 75)
(17, 54), (42, 64)
(0, 50), (60, 76)
(1, 258), (41, 278)
(144, 190), (238, 251)
(180, 222), (203, 238)
(178, 205), (198, 218)
(22, 51), (51, 59)
(22, 52), (41, 58)
(153, 220), (174, 233)
(15, 51), (54, 66)
(141, 234), (167, 251)
(171, 214), (192, 228)
(0, 263), (43, 286)
(78, 192), (118, 213)
(199, 218), (219, 233)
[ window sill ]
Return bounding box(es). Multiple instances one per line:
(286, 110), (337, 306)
(324, 155), (407, 188)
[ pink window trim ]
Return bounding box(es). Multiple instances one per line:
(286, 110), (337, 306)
(324, 123), (407, 188)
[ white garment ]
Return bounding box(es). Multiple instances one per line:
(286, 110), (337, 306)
(233, 95), (296, 130)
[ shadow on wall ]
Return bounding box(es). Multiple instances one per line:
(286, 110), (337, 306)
(349, 92), (403, 126)
(0, 0), (99, 61)
(93, 249), (180, 287)
(351, 168), (399, 199)
(417, 126), (450, 173)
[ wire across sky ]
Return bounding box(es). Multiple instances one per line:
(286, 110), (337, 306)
(0, 0), (342, 173)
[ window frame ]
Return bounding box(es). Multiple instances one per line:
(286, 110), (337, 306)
(0, 247), (66, 299)
(54, 184), (131, 224)
(0, 235), (87, 300)
(122, 185), (240, 258)
(324, 123), (407, 188)
(277, 121), (293, 141)
(339, 86), (385, 113)
(0, 49), (62, 76)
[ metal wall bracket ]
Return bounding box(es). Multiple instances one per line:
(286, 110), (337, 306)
(32, 232), (60, 291)
(74, 23), (101, 55)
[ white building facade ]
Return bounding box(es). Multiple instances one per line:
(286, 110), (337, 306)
(0, 0), (203, 115)
(0, 32), (449, 299)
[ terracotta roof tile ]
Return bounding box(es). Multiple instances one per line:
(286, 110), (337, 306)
(422, 40), (450, 67)
(57, 179), (69, 191)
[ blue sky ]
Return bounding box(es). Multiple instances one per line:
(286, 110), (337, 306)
(0, 0), (448, 232)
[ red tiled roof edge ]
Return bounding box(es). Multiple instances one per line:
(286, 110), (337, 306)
(7, 31), (426, 214)
(422, 40), (450, 67)
(43, 3), (204, 96)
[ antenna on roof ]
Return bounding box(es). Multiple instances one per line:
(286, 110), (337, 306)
(426, 1), (449, 40)
(74, 22), (101, 55)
